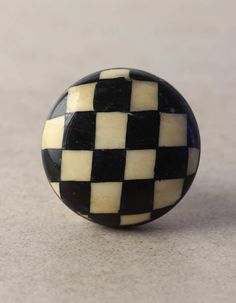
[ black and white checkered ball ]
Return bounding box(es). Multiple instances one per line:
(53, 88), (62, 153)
(42, 68), (200, 227)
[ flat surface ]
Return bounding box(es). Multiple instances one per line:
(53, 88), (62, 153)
(0, 1), (235, 302)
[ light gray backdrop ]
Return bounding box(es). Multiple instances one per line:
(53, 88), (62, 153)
(0, 1), (235, 302)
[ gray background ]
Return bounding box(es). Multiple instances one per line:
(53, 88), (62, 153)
(0, 0), (235, 302)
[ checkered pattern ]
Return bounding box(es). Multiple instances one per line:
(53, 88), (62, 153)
(42, 68), (200, 227)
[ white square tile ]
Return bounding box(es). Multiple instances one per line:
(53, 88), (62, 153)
(90, 182), (122, 213)
(66, 83), (96, 112)
(130, 80), (158, 111)
(154, 179), (184, 209)
(120, 212), (151, 225)
(42, 116), (65, 149)
(99, 69), (130, 79)
(95, 112), (128, 149)
(158, 113), (187, 147)
(187, 148), (200, 175)
(124, 149), (156, 180)
(50, 182), (60, 197)
(61, 150), (93, 181)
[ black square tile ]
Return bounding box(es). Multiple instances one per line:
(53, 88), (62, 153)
(151, 205), (176, 221)
(187, 116), (201, 148)
(63, 112), (96, 150)
(49, 93), (67, 119)
(158, 82), (186, 113)
(94, 78), (131, 112)
(60, 181), (91, 214)
(182, 174), (196, 196)
(155, 147), (188, 179)
(71, 71), (100, 86)
(91, 149), (126, 182)
(41, 149), (62, 182)
(120, 180), (154, 214)
(88, 214), (120, 227)
(126, 111), (159, 149)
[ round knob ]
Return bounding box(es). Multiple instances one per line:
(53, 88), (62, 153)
(42, 68), (200, 227)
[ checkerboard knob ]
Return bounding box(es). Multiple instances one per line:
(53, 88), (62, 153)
(42, 68), (200, 227)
